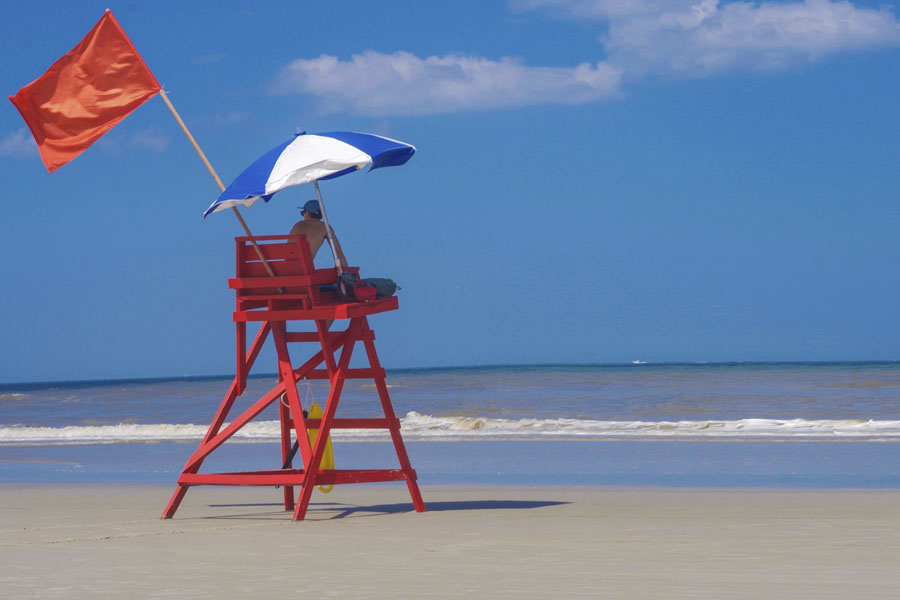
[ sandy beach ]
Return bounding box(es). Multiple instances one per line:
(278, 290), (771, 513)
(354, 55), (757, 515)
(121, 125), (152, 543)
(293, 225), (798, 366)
(1, 483), (899, 598)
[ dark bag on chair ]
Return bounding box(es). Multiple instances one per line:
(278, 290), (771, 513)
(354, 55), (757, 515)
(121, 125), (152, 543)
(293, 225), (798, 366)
(337, 272), (398, 303)
(363, 278), (398, 299)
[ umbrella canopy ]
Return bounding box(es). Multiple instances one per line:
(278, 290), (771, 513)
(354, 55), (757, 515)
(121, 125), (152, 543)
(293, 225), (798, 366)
(203, 131), (416, 218)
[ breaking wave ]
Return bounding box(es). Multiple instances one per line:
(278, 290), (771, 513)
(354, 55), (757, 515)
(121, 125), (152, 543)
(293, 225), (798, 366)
(3, 413), (900, 445)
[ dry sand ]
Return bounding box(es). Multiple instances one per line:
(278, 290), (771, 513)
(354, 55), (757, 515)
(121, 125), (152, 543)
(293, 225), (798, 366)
(1, 483), (899, 598)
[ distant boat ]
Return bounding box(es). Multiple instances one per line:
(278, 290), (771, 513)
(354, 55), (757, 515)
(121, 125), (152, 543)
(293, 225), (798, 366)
(632, 360), (647, 365)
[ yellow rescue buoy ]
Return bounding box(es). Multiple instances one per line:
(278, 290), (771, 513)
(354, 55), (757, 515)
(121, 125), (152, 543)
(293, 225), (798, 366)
(306, 401), (335, 493)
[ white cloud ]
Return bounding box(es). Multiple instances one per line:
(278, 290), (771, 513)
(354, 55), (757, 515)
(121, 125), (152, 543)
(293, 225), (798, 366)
(273, 50), (622, 116)
(0, 128), (38, 158)
(515, 0), (900, 77)
(270, 1), (900, 116)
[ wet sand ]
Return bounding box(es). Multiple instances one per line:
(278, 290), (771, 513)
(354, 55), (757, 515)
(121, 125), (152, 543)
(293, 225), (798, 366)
(1, 484), (899, 598)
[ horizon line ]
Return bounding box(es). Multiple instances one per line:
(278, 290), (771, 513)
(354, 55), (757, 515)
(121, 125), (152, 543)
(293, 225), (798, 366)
(3, 359), (900, 390)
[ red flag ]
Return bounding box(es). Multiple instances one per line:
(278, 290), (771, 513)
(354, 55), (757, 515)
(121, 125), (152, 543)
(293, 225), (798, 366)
(9, 10), (161, 173)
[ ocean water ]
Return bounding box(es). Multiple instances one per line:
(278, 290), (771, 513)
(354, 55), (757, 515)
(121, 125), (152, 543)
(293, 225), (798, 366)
(2, 362), (900, 487)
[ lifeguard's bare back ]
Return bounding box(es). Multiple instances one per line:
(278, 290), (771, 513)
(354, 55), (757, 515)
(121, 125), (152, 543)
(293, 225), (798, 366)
(290, 200), (347, 267)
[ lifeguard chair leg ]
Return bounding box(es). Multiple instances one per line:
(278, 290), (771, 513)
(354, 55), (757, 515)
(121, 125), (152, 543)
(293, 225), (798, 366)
(236, 322), (247, 393)
(272, 320), (314, 465)
(278, 390), (295, 511)
(273, 321), (313, 511)
(315, 318), (339, 372)
(162, 382), (285, 517)
(162, 323), (272, 519)
(292, 318), (361, 520)
(360, 317), (426, 512)
(161, 376), (246, 518)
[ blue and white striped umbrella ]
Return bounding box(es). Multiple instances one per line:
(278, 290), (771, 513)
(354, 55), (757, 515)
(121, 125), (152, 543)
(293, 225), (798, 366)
(203, 131), (416, 218)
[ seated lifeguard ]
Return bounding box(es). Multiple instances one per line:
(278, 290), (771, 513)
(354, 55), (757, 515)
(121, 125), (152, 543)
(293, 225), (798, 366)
(290, 200), (347, 268)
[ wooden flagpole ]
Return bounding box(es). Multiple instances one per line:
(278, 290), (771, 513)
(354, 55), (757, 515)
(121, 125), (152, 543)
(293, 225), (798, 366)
(157, 89), (278, 280)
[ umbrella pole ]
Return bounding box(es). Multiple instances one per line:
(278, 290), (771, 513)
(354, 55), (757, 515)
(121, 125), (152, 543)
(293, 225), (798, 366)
(313, 180), (343, 274)
(158, 89), (279, 281)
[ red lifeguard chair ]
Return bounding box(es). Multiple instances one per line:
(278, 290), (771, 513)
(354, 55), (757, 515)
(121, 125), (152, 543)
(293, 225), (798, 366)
(161, 235), (426, 520)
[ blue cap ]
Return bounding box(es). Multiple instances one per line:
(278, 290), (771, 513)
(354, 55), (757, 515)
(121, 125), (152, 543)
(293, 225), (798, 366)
(301, 200), (321, 216)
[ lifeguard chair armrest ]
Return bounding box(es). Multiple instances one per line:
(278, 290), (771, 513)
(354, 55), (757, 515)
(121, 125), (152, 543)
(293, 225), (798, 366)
(233, 296), (398, 322)
(229, 275), (312, 289)
(228, 267), (355, 289)
(235, 234), (304, 243)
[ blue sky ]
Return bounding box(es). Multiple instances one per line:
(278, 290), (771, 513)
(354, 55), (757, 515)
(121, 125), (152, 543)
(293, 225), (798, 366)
(1, 0), (898, 383)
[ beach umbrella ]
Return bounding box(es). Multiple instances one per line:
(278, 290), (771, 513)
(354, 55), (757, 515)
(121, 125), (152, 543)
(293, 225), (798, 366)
(203, 131), (416, 271)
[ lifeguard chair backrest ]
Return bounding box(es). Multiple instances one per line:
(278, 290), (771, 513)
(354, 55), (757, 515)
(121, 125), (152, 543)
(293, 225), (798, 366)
(236, 235), (314, 277)
(234, 235), (329, 306)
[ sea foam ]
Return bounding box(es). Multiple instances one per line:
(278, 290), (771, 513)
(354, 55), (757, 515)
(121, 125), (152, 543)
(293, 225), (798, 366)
(2, 413), (900, 445)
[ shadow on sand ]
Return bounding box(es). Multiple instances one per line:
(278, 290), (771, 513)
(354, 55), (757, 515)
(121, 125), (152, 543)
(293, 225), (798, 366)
(204, 499), (570, 520)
